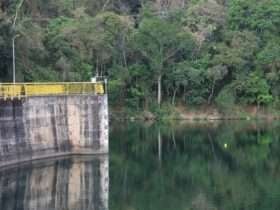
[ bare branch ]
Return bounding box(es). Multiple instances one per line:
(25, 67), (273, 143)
(102, 0), (111, 11)
(13, 0), (24, 28)
(163, 48), (180, 62)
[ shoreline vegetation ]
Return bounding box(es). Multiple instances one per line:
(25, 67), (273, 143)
(110, 105), (280, 121)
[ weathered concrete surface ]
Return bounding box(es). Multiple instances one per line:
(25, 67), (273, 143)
(0, 156), (109, 210)
(0, 95), (109, 167)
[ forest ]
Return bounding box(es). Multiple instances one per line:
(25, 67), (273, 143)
(0, 0), (279, 114)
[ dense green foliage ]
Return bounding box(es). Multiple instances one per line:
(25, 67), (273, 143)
(0, 0), (279, 109)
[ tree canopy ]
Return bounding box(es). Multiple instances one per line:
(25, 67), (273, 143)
(0, 0), (279, 110)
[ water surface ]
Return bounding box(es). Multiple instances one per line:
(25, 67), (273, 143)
(110, 121), (280, 210)
(1, 121), (280, 210)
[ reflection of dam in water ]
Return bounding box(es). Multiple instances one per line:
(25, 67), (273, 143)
(0, 156), (108, 210)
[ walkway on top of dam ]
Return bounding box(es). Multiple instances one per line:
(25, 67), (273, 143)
(0, 82), (106, 100)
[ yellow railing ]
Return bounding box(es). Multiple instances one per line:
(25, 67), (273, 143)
(0, 82), (105, 99)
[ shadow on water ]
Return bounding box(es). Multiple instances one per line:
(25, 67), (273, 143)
(0, 155), (109, 210)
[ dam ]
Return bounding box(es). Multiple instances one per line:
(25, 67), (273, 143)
(0, 82), (109, 168)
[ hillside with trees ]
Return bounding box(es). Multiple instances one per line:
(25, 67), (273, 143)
(0, 0), (279, 118)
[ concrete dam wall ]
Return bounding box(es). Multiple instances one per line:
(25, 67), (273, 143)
(0, 94), (109, 167)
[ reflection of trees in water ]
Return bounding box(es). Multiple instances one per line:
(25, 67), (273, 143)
(110, 121), (280, 210)
(0, 156), (109, 210)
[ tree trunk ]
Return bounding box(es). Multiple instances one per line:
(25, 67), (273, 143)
(182, 0), (185, 8)
(172, 128), (176, 149)
(158, 128), (162, 163)
(257, 101), (260, 117)
(208, 80), (216, 105)
(157, 74), (162, 106)
(122, 36), (128, 70)
(172, 87), (178, 106)
(12, 37), (16, 84)
(95, 57), (99, 77)
(72, 0), (76, 9)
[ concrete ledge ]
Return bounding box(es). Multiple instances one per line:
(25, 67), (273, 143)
(0, 150), (108, 170)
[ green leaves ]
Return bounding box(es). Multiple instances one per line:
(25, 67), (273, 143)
(133, 15), (195, 71)
(234, 72), (272, 105)
(257, 38), (280, 68)
(207, 64), (228, 82)
(229, 0), (280, 34)
(0, 0), (279, 109)
(212, 30), (259, 70)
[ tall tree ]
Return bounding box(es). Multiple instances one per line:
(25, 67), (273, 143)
(133, 14), (195, 106)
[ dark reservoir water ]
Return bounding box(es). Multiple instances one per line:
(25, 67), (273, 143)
(1, 120), (280, 210)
